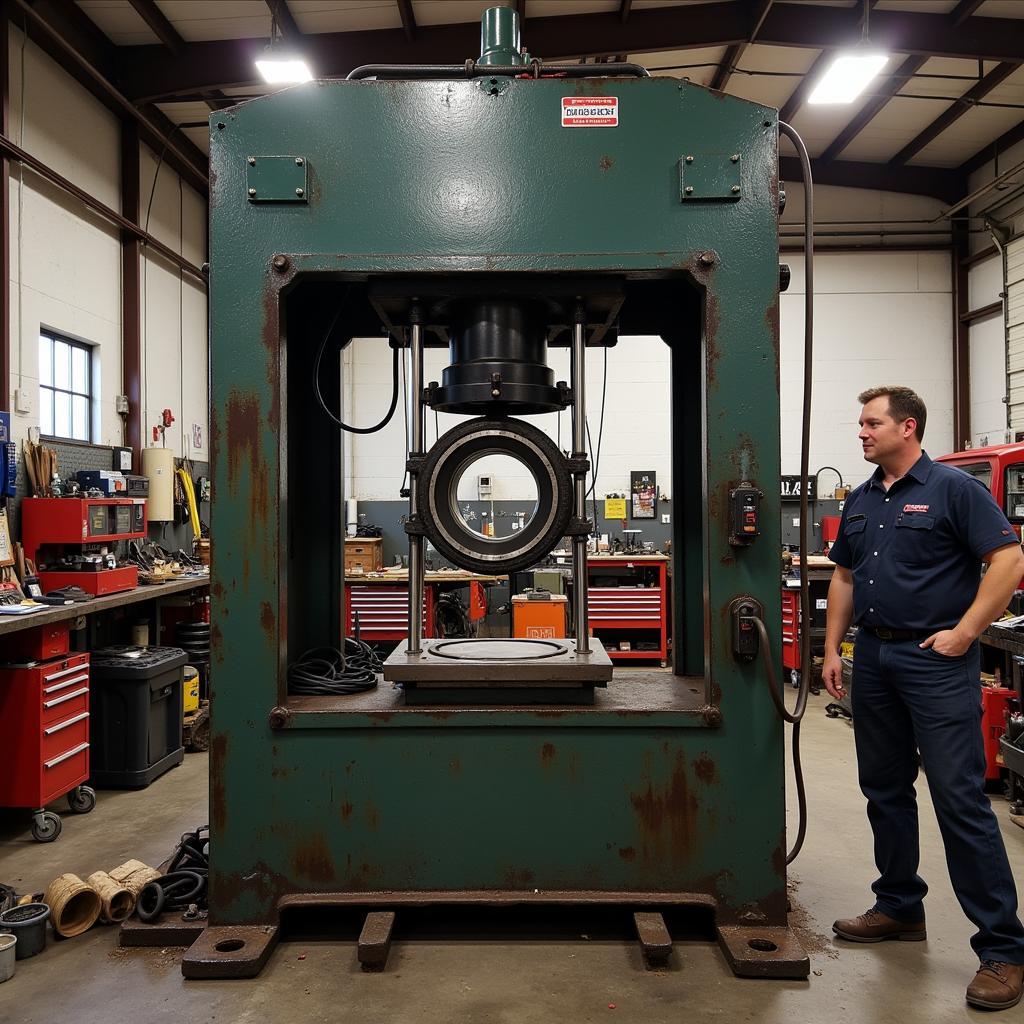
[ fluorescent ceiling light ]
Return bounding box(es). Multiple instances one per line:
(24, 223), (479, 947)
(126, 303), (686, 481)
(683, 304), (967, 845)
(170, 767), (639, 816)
(807, 52), (888, 105)
(255, 57), (313, 84)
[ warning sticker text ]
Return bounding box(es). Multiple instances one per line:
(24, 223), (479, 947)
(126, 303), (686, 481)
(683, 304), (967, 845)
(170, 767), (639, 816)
(562, 96), (618, 127)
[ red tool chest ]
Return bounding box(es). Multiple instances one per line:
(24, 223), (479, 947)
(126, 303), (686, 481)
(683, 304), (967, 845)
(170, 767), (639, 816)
(345, 583), (434, 642)
(0, 652), (91, 811)
(586, 557), (668, 665)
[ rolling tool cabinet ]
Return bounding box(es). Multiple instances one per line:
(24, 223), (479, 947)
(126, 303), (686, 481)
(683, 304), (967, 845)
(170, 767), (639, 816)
(585, 556), (668, 665)
(0, 637), (95, 842)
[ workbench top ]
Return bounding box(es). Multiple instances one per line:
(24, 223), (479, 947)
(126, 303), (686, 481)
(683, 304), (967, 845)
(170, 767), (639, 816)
(0, 575), (211, 637)
(344, 571), (506, 584)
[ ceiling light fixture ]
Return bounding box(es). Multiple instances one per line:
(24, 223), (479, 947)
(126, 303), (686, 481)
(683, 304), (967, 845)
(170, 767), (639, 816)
(255, 7), (313, 85)
(807, 0), (888, 105)
(256, 55), (313, 84)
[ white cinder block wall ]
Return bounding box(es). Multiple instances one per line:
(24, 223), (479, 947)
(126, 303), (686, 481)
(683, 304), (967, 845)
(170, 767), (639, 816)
(6, 28), (208, 461)
(342, 249), (954, 500)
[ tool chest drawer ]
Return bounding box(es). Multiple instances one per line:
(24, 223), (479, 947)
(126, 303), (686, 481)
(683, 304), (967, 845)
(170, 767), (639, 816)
(344, 538), (384, 575)
(345, 585), (433, 641)
(0, 653), (90, 808)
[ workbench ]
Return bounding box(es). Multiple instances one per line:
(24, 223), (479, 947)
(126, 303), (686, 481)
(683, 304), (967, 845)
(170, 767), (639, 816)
(0, 575), (211, 639)
(344, 571), (505, 643)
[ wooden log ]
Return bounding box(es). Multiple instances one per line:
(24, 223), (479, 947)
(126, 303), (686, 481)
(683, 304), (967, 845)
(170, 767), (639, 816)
(43, 874), (101, 937)
(86, 871), (134, 923)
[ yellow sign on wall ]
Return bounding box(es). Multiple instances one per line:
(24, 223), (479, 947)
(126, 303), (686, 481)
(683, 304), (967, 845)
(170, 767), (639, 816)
(604, 498), (627, 520)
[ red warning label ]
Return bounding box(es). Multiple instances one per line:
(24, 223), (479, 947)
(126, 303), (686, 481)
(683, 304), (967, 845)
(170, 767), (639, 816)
(562, 96), (618, 127)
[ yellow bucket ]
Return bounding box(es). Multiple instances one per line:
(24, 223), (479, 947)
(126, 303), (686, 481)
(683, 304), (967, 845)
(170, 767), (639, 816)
(183, 665), (200, 714)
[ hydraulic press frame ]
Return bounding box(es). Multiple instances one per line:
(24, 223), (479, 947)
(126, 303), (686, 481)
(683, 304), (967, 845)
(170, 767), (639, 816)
(194, 36), (803, 979)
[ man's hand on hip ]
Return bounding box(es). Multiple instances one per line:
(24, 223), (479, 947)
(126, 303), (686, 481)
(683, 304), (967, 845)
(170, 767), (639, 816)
(919, 628), (972, 657)
(822, 650), (846, 699)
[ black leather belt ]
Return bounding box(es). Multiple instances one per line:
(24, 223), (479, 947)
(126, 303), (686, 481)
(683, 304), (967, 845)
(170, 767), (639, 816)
(862, 625), (930, 641)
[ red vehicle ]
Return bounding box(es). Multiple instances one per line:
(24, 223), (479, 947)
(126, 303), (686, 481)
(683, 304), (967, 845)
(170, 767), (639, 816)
(936, 442), (1024, 542)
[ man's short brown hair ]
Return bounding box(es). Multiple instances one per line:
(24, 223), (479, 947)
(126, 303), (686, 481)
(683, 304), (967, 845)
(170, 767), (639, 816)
(857, 386), (927, 442)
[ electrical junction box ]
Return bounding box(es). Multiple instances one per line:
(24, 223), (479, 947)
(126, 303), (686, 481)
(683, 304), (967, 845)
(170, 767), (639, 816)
(477, 474), (492, 499)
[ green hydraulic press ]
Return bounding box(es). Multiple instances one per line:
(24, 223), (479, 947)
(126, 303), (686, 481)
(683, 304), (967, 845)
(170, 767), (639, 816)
(188, 6), (808, 979)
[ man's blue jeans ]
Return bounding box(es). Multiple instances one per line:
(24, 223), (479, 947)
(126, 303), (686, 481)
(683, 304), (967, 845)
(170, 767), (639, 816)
(853, 627), (1024, 962)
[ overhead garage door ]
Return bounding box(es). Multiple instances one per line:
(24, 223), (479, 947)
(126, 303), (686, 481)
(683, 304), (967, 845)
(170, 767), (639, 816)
(1008, 235), (1024, 435)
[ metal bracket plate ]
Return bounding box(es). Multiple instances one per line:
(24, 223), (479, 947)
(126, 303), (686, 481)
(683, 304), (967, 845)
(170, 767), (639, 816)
(679, 153), (742, 202)
(246, 156), (308, 203)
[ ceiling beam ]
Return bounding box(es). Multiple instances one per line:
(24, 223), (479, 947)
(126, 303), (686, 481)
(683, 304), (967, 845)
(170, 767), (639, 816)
(778, 49), (832, 124)
(959, 115), (1024, 177)
(780, 155), (964, 204)
(710, 0), (774, 92)
(8, 0), (208, 194)
(127, 0), (185, 56)
(396, 0), (416, 44)
(116, 2), (1024, 102)
(889, 60), (1019, 166)
(950, 0), (987, 28)
(819, 54), (928, 162)
(265, 0), (301, 42)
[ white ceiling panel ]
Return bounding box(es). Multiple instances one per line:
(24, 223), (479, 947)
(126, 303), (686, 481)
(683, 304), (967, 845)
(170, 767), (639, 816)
(289, 1), (401, 33)
(182, 127), (211, 156)
(874, 0), (956, 12)
(912, 101), (1024, 166)
(75, 1), (159, 46)
(725, 43), (819, 109)
(629, 47), (728, 86)
(152, 1), (271, 43)
(977, 0), (1024, 18)
(523, 0), (619, 17)
(839, 95), (957, 162)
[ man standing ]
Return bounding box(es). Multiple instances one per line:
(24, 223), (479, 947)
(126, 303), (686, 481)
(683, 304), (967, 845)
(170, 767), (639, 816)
(823, 386), (1024, 1011)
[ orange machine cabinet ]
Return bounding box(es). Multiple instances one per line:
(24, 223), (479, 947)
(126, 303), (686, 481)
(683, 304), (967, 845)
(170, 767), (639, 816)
(512, 594), (568, 639)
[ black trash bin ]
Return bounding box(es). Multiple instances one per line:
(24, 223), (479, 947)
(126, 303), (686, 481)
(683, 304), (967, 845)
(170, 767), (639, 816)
(88, 645), (186, 788)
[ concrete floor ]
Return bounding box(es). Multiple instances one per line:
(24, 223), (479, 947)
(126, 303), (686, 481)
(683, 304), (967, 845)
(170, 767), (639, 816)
(2, 690), (1023, 1023)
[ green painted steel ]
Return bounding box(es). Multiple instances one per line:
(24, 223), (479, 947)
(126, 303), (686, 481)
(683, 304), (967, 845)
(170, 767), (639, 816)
(209, 69), (785, 930)
(478, 6), (524, 66)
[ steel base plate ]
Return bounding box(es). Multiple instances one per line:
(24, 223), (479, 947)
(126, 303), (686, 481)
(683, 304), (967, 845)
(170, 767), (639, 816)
(181, 924), (280, 979)
(716, 924), (810, 979)
(383, 638), (612, 686)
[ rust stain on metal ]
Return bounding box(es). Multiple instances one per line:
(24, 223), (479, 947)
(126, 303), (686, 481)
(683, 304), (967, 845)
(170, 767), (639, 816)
(449, 759), (461, 776)
(270, 764), (292, 780)
(764, 292), (781, 396)
(704, 290), (722, 390)
(210, 622), (224, 668)
(292, 833), (336, 883)
(260, 285), (282, 434)
(225, 391), (269, 520)
(210, 733), (228, 832)
(541, 742), (556, 766)
(599, 155), (614, 172)
(618, 846), (636, 862)
(365, 802), (381, 831)
(340, 801), (354, 823)
(694, 754), (717, 784)
(630, 751), (697, 862)
(259, 600), (275, 637)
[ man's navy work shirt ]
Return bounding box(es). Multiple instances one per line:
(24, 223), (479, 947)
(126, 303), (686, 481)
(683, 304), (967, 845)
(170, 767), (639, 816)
(828, 451), (1019, 631)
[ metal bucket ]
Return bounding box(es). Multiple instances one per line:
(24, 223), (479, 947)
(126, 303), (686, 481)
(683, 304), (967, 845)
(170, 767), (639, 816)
(0, 903), (51, 959)
(0, 933), (15, 982)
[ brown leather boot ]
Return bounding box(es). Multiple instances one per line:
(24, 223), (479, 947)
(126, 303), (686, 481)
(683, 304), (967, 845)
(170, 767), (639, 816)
(832, 908), (927, 943)
(966, 961), (1024, 1010)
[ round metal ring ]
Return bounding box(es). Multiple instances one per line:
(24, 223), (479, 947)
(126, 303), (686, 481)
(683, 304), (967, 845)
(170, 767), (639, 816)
(417, 417), (573, 574)
(428, 638), (568, 661)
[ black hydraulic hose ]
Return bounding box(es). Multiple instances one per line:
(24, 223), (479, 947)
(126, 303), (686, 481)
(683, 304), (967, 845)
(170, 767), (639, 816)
(778, 119), (814, 866)
(347, 61), (650, 81)
(314, 299), (401, 434)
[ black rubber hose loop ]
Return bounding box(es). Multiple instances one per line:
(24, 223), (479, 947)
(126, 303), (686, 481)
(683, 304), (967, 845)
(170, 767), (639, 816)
(136, 882), (166, 922)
